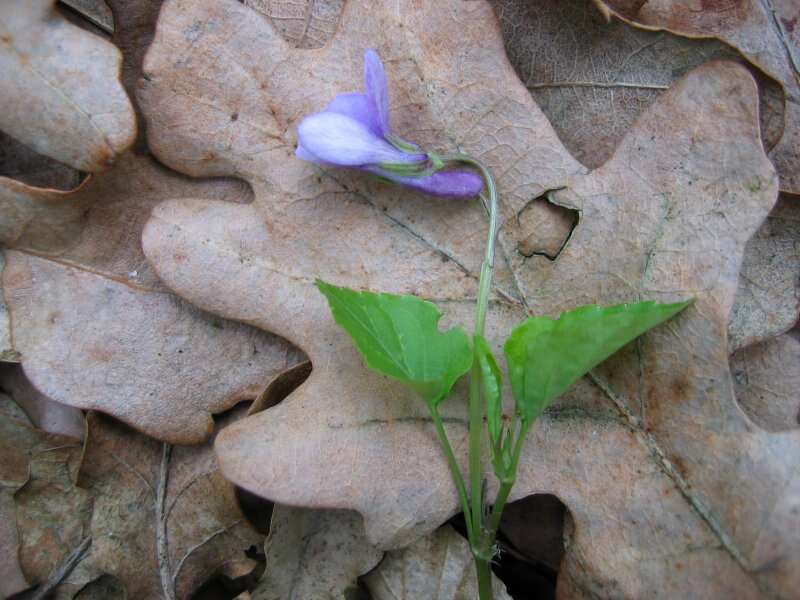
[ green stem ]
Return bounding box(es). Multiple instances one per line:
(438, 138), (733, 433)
(468, 360), (484, 540)
(444, 155), (499, 600)
(475, 557), (494, 599)
(430, 407), (475, 544)
(485, 420), (530, 540)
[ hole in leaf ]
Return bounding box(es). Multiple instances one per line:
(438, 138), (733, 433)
(512, 192), (578, 261)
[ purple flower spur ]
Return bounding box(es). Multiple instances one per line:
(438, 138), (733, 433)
(295, 50), (483, 198)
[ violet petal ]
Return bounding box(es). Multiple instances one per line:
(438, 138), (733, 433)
(297, 112), (425, 167)
(326, 92), (383, 137)
(364, 49), (390, 136)
(369, 166), (484, 198)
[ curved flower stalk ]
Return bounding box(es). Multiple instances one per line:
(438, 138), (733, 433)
(295, 50), (483, 198)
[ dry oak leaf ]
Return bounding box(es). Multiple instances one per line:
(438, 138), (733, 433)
(0, 0), (135, 172)
(594, 0), (800, 195)
(2, 154), (303, 444)
(252, 505), (382, 600)
(489, 0), (785, 170)
(139, 0), (578, 545)
(16, 409), (263, 600)
(138, 0), (795, 596)
(0, 394), (47, 598)
(0, 394), (86, 599)
(489, 0), (800, 349)
(363, 525), (511, 600)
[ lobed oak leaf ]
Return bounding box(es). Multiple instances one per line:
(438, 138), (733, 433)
(490, 0), (786, 170)
(0, 0), (135, 172)
(137, 0), (796, 596)
(594, 0), (800, 194)
(2, 155), (304, 443)
(490, 0), (800, 348)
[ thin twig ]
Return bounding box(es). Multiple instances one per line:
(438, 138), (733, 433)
(156, 443), (176, 600)
(29, 536), (91, 600)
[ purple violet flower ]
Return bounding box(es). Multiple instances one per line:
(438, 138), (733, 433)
(296, 50), (483, 198)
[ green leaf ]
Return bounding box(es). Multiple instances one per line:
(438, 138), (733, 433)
(316, 280), (473, 406)
(503, 300), (691, 422)
(474, 334), (502, 447)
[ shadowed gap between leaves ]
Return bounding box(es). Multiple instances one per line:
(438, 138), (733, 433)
(449, 494), (570, 600)
(0, 131), (87, 191)
(189, 544), (266, 600)
(219, 361), (313, 535)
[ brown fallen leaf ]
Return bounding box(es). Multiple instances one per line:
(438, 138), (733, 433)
(490, 0), (798, 349)
(138, 0), (569, 543)
(731, 328), (800, 432)
(0, 0), (135, 172)
(138, 0), (795, 596)
(252, 506), (382, 600)
(0, 363), (85, 439)
(0, 393), (86, 599)
(516, 58), (796, 597)
(490, 0), (785, 170)
(2, 154), (303, 444)
(0, 394), (38, 598)
(17, 408), (263, 600)
(363, 525), (511, 600)
(594, 0), (800, 194)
